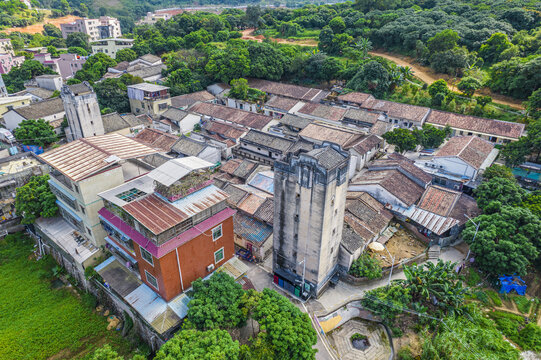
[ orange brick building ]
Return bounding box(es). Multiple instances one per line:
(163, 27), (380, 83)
(98, 157), (235, 301)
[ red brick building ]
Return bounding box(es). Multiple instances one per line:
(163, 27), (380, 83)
(98, 157), (235, 301)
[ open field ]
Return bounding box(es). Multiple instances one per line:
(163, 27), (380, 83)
(0, 234), (138, 360)
(4, 14), (80, 35)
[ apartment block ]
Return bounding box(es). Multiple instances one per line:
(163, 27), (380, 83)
(128, 83), (171, 117)
(61, 17), (121, 42)
(91, 38), (134, 58)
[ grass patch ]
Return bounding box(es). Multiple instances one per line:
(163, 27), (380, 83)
(465, 268), (482, 287)
(471, 290), (490, 305)
(0, 233), (138, 360)
(514, 296), (532, 314)
(486, 289), (503, 307)
(488, 310), (541, 351)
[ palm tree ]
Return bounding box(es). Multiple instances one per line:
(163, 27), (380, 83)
(399, 66), (414, 80)
(354, 37), (372, 59)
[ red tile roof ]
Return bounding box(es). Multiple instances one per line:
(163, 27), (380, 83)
(426, 110), (525, 139)
(248, 79), (328, 101)
(436, 136), (495, 169)
(417, 185), (461, 217)
(265, 96), (300, 111)
(362, 98), (430, 123)
(203, 120), (246, 140)
(352, 135), (382, 156)
(190, 102), (272, 130)
(337, 92), (374, 105)
(299, 123), (364, 149)
(134, 128), (179, 152)
(297, 102), (347, 122)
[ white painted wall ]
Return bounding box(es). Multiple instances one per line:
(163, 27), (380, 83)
(432, 156), (476, 179)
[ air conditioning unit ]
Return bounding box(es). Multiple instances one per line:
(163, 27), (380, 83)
(206, 264), (215, 272)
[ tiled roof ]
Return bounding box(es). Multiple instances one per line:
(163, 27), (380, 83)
(371, 153), (433, 186)
(134, 128), (179, 152)
(233, 212), (272, 244)
(223, 183), (249, 206)
(102, 112), (130, 133)
(426, 110), (524, 139)
(237, 193), (267, 215)
(265, 96), (301, 111)
(124, 194), (188, 235)
(111, 61), (129, 71)
(241, 129), (295, 153)
(299, 123), (364, 149)
(436, 136), (495, 169)
(352, 135), (382, 156)
(13, 97), (64, 120)
(20, 87), (54, 99)
(122, 113), (151, 127)
(248, 79), (329, 101)
(67, 82), (93, 96)
(343, 108), (380, 124)
(297, 102), (347, 122)
(279, 113), (312, 130)
(140, 153), (174, 169)
(128, 64), (166, 80)
(341, 224), (365, 253)
(337, 92), (374, 105)
(39, 134), (157, 181)
(161, 107), (189, 122)
(362, 98), (430, 123)
(139, 54), (161, 64)
(253, 197), (274, 225)
(306, 146), (348, 170)
(190, 102), (272, 130)
(288, 138), (315, 155)
(220, 158), (258, 180)
(369, 121), (392, 136)
(417, 185), (461, 217)
(171, 91), (215, 108)
(171, 136), (205, 156)
(344, 192), (392, 244)
(203, 120), (246, 140)
(352, 169), (424, 206)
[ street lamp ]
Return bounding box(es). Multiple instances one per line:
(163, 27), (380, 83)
(299, 257), (306, 296)
(382, 244), (395, 286)
(464, 214), (479, 263)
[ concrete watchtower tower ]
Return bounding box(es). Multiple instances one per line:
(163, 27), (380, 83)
(61, 82), (104, 141)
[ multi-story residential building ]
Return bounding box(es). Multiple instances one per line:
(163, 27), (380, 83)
(128, 83), (171, 117)
(0, 38), (14, 55)
(97, 157), (235, 301)
(0, 53), (24, 74)
(33, 135), (158, 284)
(61, 17), (121, 42)
(273, 142), (350, 299)
(35, 74), (63, 91)
(57, 54), (87, 79)
(61, 82), (104, 141)
(91, 38), (134, 58)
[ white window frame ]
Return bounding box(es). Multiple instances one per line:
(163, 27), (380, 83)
(140, 247), (154, 266)
(144, 270), (159, 290)
(214, 247), (224, 264)
(212, 224), (223, 241)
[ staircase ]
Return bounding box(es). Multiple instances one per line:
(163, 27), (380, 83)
(428, 245), (441, 260)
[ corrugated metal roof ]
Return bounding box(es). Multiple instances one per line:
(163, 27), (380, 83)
(234, 212), (272, 244)
(124, 194), (188, 235)
(408, 207), (458, 236)
(170, 185), (229, 217)
(39, 134), (157, 182)
(248, 171), (274, 194)
(148, 157), (214, 186)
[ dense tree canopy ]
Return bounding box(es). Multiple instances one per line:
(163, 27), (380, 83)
(187, 272), (247, 330)
(474, 177), (526, 212)
(154, 329), (240, 360)
(2, 60), (56, 93)
(462, 206), (541, 276)
(15, 175), (57, 224)
(383, 128), (418, 153)
(14, 119), (57, 147)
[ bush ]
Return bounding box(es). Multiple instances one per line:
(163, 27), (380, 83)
(349, 253), (382, 279)
(81, 292), (97, 310)
(465, 268), (482, 287)
(350, 333), (367, 341)
(518, 323), (541, 351)
(472, 290), (490, 305)
(398, 347), (415, 360)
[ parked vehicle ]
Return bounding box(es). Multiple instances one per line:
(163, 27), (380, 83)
(0, 128), (15, 143)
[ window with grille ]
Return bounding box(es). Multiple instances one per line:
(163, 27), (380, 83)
(140, 247), (154, 266)
(212, 225), (222, 241)
(214, 248), (224, 264)
(145, 270), (158, 290)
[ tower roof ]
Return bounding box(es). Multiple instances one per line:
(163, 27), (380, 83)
(305, 145), (348, 170)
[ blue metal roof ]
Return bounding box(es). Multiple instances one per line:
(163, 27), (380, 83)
(94, 256), (116, 272)
(248, 171), (274, 194)
(233, 212), (272, 244)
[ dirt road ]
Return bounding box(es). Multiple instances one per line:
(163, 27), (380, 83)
(5, 14), (81, 34)
(369, 50), (524, 110)
(240, 29), (317, 47)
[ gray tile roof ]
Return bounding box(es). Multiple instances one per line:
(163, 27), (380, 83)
(223, 183), (249, 206)
(341, 224), (365, 253)
(23, 87), (54, 99)
(306, 146), (348, 170)
(288, 138), (315, 155)
(161, 107), (189, 122)
(253, 197), (274, 225)
(68, 82), (93, 95)
(279, 113), (312, 130)
(343, 108), (380, 124)
(13, 97), (64, 120)
(171, 136), (205, 156)
(128, 64), (166, 80)
(121, 113), (150, 127)
(102, 112), (129, 133)
(140, 153), (174, 169)
(139, 54), (161, 64)
(241, 129), (295, 153)
(170, 91), (215, 108)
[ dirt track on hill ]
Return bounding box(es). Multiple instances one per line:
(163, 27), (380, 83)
(5, 14), (81, 34)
